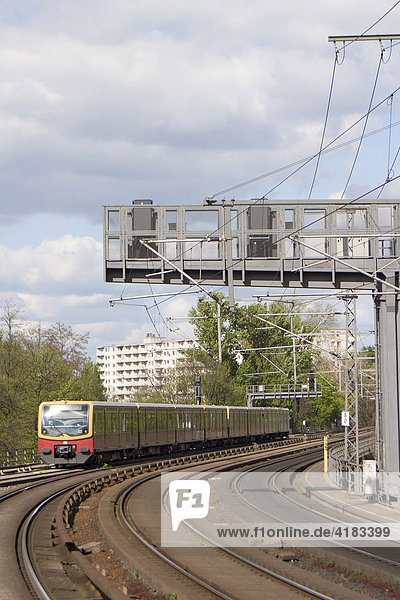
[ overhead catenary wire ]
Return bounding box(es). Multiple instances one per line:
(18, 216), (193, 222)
(308, 54), (338, 200)
(124, 170), (400, 329)
(209, 119), (400, 200)
(112, 4), (400, 325)
(210, 4), (400, 202)
(341, 52), (384, 199)
(261, 84), (400, 200)
(334, 1), (400, 52)
(135, 78), (400, 281)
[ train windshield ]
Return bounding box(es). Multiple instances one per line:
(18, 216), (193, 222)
(41, 404), (89, 437)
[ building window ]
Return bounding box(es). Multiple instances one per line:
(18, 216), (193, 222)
(108, 238), (120, 260)
(108, 210), (120, 231)
(166, 210), (177, 231)
(247, 235), (277, 258)
(185, 210), (218, 231)
(285, 209), (295, 229)
(304, 209), (325, 230)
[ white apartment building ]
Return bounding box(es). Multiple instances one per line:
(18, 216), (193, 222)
(313, 329), (347, 359)
(96, 333), (196, 401)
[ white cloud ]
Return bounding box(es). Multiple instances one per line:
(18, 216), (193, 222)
(0, 235), (102, 293)
(0, 1), (395, 352)
(1, 1), (399, 222)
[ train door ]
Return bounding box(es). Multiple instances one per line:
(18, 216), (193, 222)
(105, 408), (120, 449)
(265, 408), (271, 435)
(136, 407), (143, 449)
(167, 407), (177, 445)
(206, 408), (216, 441)
(227, 407), (233, 439)
(143, 408), (157, 446)
(256, 408), (263, 436)
(221, 408), (228, 438)
(158, 408), (172, 446)
(93, 407), (105, 449)
(120, 409), (134, 449)
(130, 406), (139, 448)
(215, 409), (223, 439)
(175, 407), (184, 444)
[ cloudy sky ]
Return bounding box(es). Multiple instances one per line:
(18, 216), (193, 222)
(1, 0), (400, 358)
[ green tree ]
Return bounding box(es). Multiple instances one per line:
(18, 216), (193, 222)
(189, 296), (314, 388)
(300, 382), (344, 428)
(58, 362), (106, 402)
(44, 322), (89, 373)
(188, 295), (346, 427)
(0, 300), (106, 449)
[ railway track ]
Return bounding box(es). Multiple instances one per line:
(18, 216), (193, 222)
(60, 436), (375, 600)
(4, 432), (389, 600)
(0, 466), (113, 600)
(0, 435), (329, 599)
(115, 448), (362, 600)
(118, 447), (336, 600)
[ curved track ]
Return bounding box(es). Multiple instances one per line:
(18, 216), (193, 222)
(0, 467), (110, 599)
(4, 432), (390, 600)
(86, 438), (372, 600)
(0, 435), (322, 599)
(119, 447), (335, 600)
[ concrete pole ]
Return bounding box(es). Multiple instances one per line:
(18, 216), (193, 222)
(217, 302), (222, 363)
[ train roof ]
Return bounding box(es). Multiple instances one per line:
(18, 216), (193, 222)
(39, 400), (288, 411)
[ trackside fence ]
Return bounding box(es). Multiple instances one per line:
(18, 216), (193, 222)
(0, 447), (40, 468)
(328, 436), (374, 494)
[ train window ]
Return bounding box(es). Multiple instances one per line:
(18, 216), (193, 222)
(41, 403), (89, 437)
(211, 411), (215, 428)
(94, 411), (104, 435)
(121, 412), (132, 433)
(146, 411), (156, 432)
(168, 410), (176, 431)
(193, 410), (200, 429)
(137, 410), (143, 434)
(111, 411), (118, 433)
(158, 410), (166, 431)
(132, 410), (138, 433)
(105, 410), (118, 434)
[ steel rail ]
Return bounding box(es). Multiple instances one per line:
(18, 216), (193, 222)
(119, 442), (335, 600)
(236, 441), (400, 572)
(54, 434), (343, 600)
(19, 484), (80, 600)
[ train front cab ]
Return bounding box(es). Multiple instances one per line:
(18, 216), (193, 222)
(38, 401), (94, 465)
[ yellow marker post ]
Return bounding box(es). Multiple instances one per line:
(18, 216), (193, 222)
(323, 435), (329, 473)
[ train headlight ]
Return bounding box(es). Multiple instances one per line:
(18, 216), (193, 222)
(82, 428), (88, 434)
(42, 428), (47, 435)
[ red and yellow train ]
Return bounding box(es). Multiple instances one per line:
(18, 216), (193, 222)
(38, 400), (290, 466)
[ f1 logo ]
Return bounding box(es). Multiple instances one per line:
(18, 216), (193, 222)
(169, 480), (210, 531)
